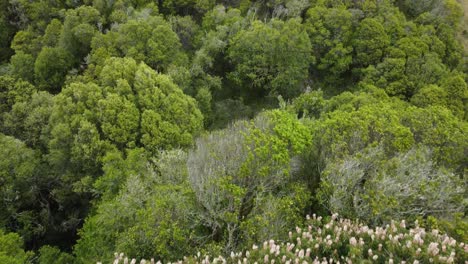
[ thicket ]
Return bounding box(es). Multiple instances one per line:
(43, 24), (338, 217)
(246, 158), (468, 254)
(104, 214), (468, 263)
(0, 0), (466, 263)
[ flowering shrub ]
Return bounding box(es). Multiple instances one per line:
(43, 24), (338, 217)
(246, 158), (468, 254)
(102, 214), (467, 264)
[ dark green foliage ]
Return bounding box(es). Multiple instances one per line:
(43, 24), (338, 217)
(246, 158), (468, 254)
(227, 18), (312, 100)
(0, 0), (467, 261)
(352, 18), (390, 68)
(0, 8), (15, 63)
(3, 91), (54, 150)
(34, 47), (74, 93)
(89, 15), (187, 73)
(60, 6), (102, 61)
(0, 135), (41, 237)
(305, 6), (354, 80)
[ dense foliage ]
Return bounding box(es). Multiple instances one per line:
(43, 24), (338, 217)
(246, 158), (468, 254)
(104, 214), (468, 263)
(0, 0), (466, 263)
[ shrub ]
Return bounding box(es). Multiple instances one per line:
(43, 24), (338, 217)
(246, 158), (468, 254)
(102, 214), (468, 263)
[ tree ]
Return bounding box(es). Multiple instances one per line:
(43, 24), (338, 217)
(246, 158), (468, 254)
(34, 47), (74, 93)
(0, 10), (14, 63)
(90, 15), (187, 73)
(352, 18), (390, 68)
(402, 105), (468, 172)
(48, 57), (202, 181)
(440, 73), (468, 120)
(42, 19), (63, 48)
(38, 245), (74, 264)
(3, 91), (54, 150)
(359, 22), (459, 100)
(0, 134), (43, 244)
(59, 6), (102, 61)
(187, 110), (311, 252)
(411, 84), (448, 109)
(10, 29), (42, 57)
(304, 6), (354, 81)
(159, 0), (215, 16)
(10, 51), (35, 82)
(0, 229), (33, 264)
(318, 146), (465, 224)
(0, 76), (35, 119)
(74, 149), (198, 263)
(227, 18), (312, 100)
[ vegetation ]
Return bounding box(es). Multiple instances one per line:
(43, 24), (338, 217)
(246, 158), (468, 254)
(104, 214), (468, 263)
(0, 0), (466, 263)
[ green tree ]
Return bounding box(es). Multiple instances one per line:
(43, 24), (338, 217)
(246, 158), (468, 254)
(10, 51), (35, 83)
(0, 134), (44, 243)
(42, 19), (63, 48)
(38, 245), (74, 264)
(352, 18), (390, 68)
(318, 145), (465, 224)
(0, 8), (15, 63)
(10, 30), (40, 56)
(90, 15), (187, 73)
(411, 84), (448, 109)
(440, 73), (468, 120)
(34, 46), (74, 93)
(0, 76), (35, 118)
(159, 0), (215, 16)
(74, 149), (198, 263)
(187, 110), (311, 252)
(304, 6), (354, 81)
(0, 229), (33, 264)
(60, 6), (102, 61)
(227, 19), (312, 100)
(3, 91), (54, 150)
(48, 57), (202, 182)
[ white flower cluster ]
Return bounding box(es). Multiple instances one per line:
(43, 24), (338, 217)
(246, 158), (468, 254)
(103, 214), (467, 264)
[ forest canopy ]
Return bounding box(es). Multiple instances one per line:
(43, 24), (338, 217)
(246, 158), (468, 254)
(0, 0), (467, 263)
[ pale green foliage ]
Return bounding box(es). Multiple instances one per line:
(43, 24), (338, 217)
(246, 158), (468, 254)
(311, 101), (415, 162)
(188, 110), (311, 251)
(402, 106), (468, 172)
(0, 76), (35, 117)
(42, 19), (62, 48)
(75, 149), (196, 263)
(440, 73), (468, 120)
(93, 148), (148, 201)
(411, 84), (448, 108)
(318, 146), (466, 224)
(11, 29), (42, 56)
(307, 92), (468, 172)
(290, 90), (325, 119)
